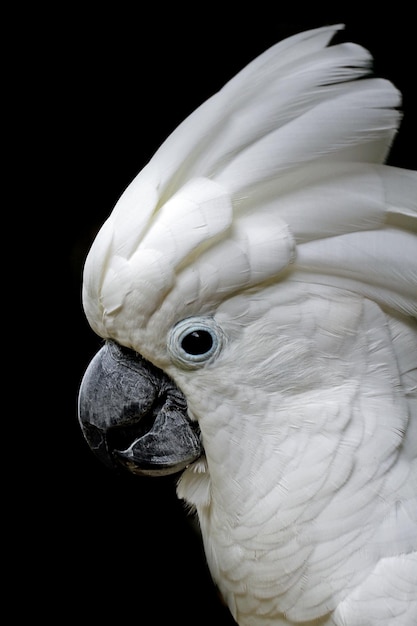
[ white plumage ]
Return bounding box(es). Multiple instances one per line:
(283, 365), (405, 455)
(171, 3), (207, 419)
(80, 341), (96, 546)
(81, 24), (417, 625)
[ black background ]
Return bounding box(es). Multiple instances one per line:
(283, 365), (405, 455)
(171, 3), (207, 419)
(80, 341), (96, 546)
(18, 8), (415, 625)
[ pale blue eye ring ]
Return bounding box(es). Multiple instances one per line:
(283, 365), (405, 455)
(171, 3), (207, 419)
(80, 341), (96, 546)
(168, 317), (224, 369)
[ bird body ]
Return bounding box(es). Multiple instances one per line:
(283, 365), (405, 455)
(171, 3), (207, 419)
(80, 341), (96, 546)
(79, 24), (417, 625)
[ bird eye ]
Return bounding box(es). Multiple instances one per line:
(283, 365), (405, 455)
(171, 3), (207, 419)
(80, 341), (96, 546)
(181, 329), (213, 355)
(168, 317), (223, 369)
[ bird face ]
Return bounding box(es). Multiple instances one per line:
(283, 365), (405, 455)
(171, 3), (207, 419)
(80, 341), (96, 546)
(78, 280), (368, 483)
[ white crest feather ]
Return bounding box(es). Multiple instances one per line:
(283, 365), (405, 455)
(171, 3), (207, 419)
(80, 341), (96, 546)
(83, 24), (416, 348)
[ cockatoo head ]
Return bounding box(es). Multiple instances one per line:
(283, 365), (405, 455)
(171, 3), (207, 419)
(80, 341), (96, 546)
(78, 23), (417, 626)
(79, 23), (415, 475)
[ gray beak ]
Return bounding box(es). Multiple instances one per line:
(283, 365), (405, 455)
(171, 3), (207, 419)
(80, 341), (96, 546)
(78, 341), (203, 476)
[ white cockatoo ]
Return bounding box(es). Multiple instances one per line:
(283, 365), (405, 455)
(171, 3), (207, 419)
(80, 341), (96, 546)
(78, 24), (417, 626)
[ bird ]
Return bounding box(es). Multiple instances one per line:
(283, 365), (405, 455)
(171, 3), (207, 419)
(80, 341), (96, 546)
(78, 24), (417, 625)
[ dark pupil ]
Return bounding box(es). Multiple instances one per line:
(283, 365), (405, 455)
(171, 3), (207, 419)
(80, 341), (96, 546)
(181, 330), (213, 355)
